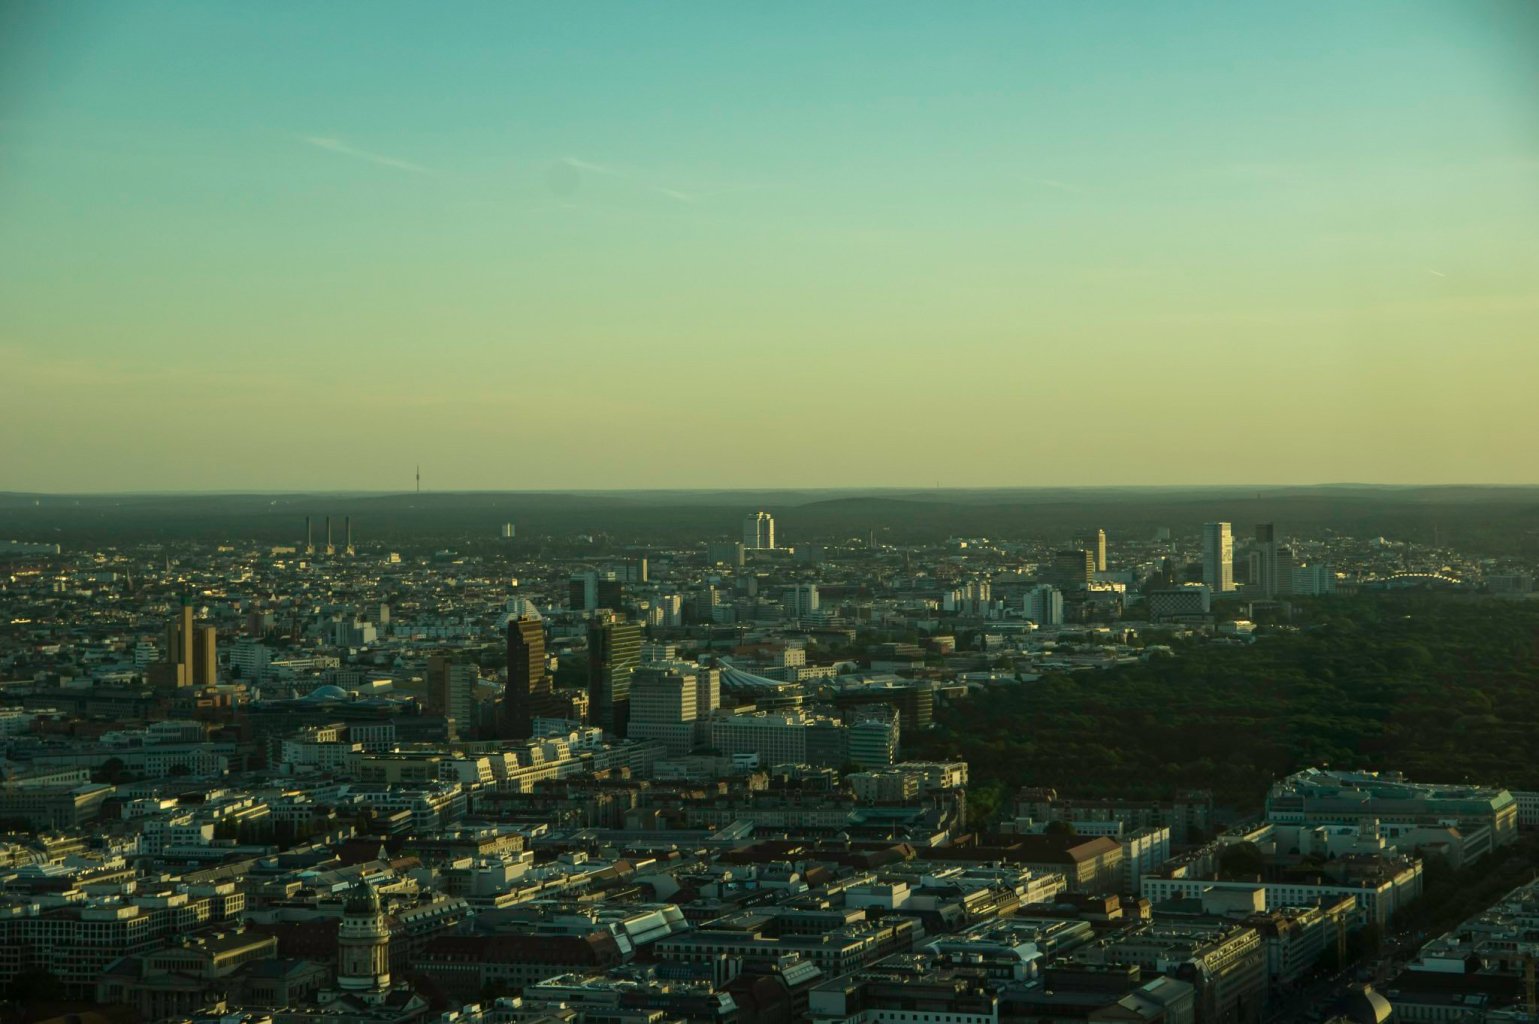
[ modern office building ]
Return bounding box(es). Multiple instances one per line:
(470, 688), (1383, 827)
(1048, 550), (1095, 591)
(1081, 529), (1108, 573)
(588, 612), (643, 737)
(648, 592), (683, 629)
(1146, 584), (1213, 621)
(151, 597), (214, 689)
(426, 655), (478, 740)
(829, 679), (933, 734)
(847, 714), (899, 768)
(707, 540), (746, 567)
(569, 571), (623, 613)
(1266, 767), (1519, 848)
(169, 599), (195, 683)
(1202, 522), (1235, 593)
(1251, 523), (1281, 598)
(782, 583), (820, 619)
(1290, 563), (1336, 597)
(743, 511), (775, 550)
(627, 662), (701, 757)
(192, 625), (217, 687)
(1025, 584), (1064, 626)
(502, 607), (554, 739)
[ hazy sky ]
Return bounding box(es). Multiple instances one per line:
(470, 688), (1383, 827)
(2, 1), (1536, 491)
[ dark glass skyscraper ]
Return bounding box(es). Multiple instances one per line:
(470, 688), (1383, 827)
(588, 612), (643, 737)
(1049, 549), (1096, 591)
(503, 615), (550, 739)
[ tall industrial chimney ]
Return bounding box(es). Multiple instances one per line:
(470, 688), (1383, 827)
(325, 516), (333, 555)
(345, 516), (353, 555)
(305, 516), (313, 553)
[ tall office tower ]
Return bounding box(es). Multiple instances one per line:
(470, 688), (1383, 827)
(1025, 584), (1065, 626)
(627, 663), (700, 756)
(1049, 549), (1095, 590)
(782, 583), (820, 619)
(161, 597), (195, 687)
(1202, 522), (1235, 592)
(568, 571), (623, 612)
(153, 597), (215, 688)
(172, 597), (195, 681)
(1252, 523), (1280, 598)
(426, 654), (478, 739)
(848, 713), (900, 768)
(1080, 529), (1107, 573)
(503, 611), (552, 739)
(652, 593), (683, 628)
(193, 625), (218, 687)
(325, 516), (334, 556)
(500, 522), (516, 540)
(697, 664), (721, 716)
(1275, 545), (1296, 596)
(588, 612), (643, 737)
(304, 516), (314, 555)
(569, 572), (596, 612)
(742, 511), (775, 550)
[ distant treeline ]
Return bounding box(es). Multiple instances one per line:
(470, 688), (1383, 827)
(911, 594), (1539, 817)
(1, 487), (1536, 553)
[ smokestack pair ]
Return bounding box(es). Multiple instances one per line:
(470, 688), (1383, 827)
(304, 514), (352, 554)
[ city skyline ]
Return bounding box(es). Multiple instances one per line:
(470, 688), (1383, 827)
(2, 1), (1536, 491)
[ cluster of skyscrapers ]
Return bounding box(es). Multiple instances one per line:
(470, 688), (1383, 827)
(148, 595), (217, 689)
(1200, 521), (1331, 599)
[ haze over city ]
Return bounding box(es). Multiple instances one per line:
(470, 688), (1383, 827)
(3, 1), (1537, 491)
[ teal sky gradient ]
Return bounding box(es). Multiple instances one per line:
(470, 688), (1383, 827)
(2, 1), (1536, 490)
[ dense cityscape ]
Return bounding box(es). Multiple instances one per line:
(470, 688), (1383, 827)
(2, 496), (1538, 1024)
(6, 2), (1534, 1022)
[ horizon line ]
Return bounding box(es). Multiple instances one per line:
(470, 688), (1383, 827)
(4, 482), (1538, 499)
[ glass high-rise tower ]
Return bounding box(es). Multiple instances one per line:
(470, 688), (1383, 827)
(1202, 522), (1235, 592)
(588, 612), (643, 737)
(742, 511), (775, 550)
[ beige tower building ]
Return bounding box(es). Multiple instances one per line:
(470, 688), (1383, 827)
(153, 597), (214, 688)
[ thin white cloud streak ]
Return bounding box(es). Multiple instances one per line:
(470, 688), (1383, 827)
(561, 156), (768, 204)
(652, 186), (696, 203)
(561, 156), (625, 176)
(303, 136), (429, 174)
(1425, 269), (1447, 277)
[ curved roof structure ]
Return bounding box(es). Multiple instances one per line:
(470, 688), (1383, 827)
(717, 659), (802, 694)
(1331, 986), (1392, 1024)
(344, 877), (381, 916)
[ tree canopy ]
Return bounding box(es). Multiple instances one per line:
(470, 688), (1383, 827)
(912, 594), (1539, 813)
